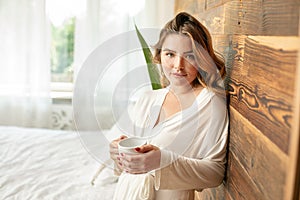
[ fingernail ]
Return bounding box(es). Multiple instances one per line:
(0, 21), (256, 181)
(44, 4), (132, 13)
(135, 147), (141, 151)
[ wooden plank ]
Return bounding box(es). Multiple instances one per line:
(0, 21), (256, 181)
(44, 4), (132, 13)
(205, 0), (225, 10)
(224, 0), (299, 36)
(196, 5), (225, 34)
(244, 37), (296, 97)
(174, 0), (205, 14)
(229, 78), (291, 153)
(174, 0), (225, 34)
(226, 152), (264, 200)
(284, 24), (300, 200)
(224, 0), (263, 35)
(175, 0), (231, 13)
(223, 35), (247, 92)
(228, 107), (288, 200)
(210, 34), (234, 90)
(262, 0), (299, 36)
(228, 36), (299, 153)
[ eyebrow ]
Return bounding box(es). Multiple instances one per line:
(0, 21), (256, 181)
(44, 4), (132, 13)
(162, 48), (193, 54)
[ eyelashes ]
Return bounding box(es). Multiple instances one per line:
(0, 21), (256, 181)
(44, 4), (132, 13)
(163, 52), (195, 61)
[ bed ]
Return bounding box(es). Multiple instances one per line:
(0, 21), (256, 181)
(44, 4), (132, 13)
(0, 126), (117, 200)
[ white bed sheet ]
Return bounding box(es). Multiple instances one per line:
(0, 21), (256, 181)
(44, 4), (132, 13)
(0, 126), (116, 200)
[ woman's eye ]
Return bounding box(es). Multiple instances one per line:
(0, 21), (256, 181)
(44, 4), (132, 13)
(166, 52), (174, 57)
(186, 54), (195, 60)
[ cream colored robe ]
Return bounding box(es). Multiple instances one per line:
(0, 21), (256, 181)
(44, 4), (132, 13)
(112, 88), (228, 200)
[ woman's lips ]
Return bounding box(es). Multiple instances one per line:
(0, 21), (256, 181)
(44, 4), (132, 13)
(172, 72), (187, 77)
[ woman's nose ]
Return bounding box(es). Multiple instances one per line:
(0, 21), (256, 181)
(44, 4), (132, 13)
(174, 55), (184, 70)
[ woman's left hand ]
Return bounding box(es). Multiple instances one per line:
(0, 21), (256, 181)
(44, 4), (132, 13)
(120, 144), (161, 174)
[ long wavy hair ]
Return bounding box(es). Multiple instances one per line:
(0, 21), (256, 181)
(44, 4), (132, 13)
(153, 12), (226, 95)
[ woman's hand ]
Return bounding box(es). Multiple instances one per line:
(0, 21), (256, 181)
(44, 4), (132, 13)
(109, 135), (127, 174)
(120, 144), (161, 174)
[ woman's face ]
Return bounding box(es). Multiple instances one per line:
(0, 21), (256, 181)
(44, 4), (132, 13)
(160, 33), (198, 87)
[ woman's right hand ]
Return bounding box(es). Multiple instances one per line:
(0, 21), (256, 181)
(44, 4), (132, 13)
(109, 135), (127, 174)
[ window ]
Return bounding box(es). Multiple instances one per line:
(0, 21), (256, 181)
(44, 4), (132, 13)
(50, 17), (75, 83)
(46, 0), (85, 83)
(46, 0), (86, 99)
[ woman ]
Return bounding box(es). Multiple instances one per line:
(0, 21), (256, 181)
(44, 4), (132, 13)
(109, 12), (228, 200)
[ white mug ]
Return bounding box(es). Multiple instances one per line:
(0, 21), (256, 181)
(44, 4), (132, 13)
(118, 137), (147, 155)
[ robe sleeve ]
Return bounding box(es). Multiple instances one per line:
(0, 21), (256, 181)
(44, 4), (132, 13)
(154, 132), (228, 190)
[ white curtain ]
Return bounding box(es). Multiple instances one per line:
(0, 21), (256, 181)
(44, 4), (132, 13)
(0, 0), (51, 128)
(73, 0), (174, 130)
(73, 0), (174, 74)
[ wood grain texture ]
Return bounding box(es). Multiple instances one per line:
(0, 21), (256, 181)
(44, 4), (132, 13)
(194, 6), (226, 34)
(228, 36), (298, 153)
(174, 0), (225, 34)
(174, 0), (205, 14)
(206, 0), (227, 11)
(224, 0), (263, 35)
(175, 0), (299, 35)
(229, 78), (292, 153)
(262, 0), (299, 36)
(228, 107), (288, 200)
(225, 35), (247, 91)
(226, 152), (264, 200)
(224, 0), (299, 36)
(284, 31), (300, 200)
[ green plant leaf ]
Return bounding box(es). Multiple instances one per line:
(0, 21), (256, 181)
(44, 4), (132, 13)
(134, 24), (162, 90)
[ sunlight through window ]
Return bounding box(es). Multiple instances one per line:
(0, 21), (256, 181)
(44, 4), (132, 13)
(46, 0), (86, 27)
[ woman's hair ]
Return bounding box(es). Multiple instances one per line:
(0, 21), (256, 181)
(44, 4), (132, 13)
(153, 12), (226, 94)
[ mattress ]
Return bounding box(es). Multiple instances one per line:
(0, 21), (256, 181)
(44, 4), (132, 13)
(0, 126), (117, 200)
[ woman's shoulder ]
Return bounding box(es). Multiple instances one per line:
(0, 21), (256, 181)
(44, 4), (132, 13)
(198, 88), (227, 112)
(202, 88), (226, 101)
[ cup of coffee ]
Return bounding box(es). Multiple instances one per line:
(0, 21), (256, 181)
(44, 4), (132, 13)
(118, 137), (147, 155)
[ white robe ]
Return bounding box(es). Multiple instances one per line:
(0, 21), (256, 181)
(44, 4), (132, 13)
(112, 88), (229, 200)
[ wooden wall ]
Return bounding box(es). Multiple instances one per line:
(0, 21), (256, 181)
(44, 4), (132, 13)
(174, 0), (300, 199)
